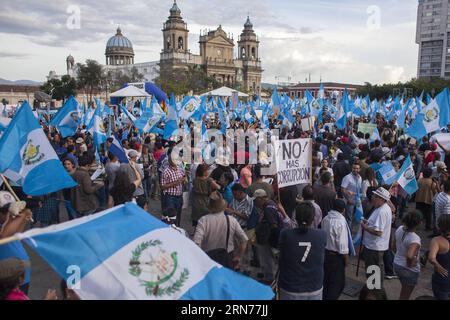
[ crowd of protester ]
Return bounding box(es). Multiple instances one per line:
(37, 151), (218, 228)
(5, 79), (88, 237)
(1, 111), (450, 301)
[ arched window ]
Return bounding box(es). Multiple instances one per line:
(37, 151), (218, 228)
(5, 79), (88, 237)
(251, 47), (256, 59)
(241, 47), (246, 58)
(166, 36), (171, 50)
(178, 37), (184, 50)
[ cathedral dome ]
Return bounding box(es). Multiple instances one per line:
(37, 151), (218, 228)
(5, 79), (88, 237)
(106, 27), (133, 50)
(105, 27), (134, 66)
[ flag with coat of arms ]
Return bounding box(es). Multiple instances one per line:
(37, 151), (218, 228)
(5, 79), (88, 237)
(15, 203), (274, 300)
(0, 101), (76, 195)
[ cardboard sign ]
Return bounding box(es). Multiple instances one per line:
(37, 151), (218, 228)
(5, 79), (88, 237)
(301, 117), (315, 131)
(275, 138), (312, 188)
(357, 123), (377, 135)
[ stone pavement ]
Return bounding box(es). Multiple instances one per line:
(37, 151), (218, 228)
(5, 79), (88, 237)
(27, 199), (434, 300)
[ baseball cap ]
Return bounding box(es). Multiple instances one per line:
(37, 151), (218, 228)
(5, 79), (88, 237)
(252, 189), (268, 200)
(0, 191), (15, 209)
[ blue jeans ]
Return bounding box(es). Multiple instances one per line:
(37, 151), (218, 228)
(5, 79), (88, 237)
(164, 195), (183, 227)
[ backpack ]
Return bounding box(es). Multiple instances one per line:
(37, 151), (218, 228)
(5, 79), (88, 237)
(255, 202), (284, 248)
(206, 214), (233, 269)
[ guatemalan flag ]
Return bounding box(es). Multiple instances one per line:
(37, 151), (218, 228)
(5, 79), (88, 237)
(406, 88), (450, 140)
(49, 96), (80, 138)
(379, 162), (397, 185)
(88, 106), (107, 150)
(179, 97), (200, 120)
(395, 156), (418, 195)
(0, 101), (77, 195)
(108, 135), (129, 164)
(119, 105), (137, 123)
(16, 203), (274, 300)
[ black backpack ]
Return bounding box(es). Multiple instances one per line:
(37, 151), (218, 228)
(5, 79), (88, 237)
(255, 202), (282, 248)
(206, 214), (233, 269)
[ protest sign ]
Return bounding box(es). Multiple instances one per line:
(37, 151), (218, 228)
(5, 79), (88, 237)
(357, 123), (377, 135)
(301, 117), (315, 131)
(275, 138), (312, 188)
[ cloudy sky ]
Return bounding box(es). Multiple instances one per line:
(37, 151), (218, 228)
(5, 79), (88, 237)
(0, 0), (419, 84)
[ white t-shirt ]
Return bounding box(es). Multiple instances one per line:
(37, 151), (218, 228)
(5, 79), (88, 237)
(363, 203), (392, 251)
(393, 226), (421, 273)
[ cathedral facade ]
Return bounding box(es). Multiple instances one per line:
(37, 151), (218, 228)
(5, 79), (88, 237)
(55, 1), (263, 95)
(159, 1), (263, 94)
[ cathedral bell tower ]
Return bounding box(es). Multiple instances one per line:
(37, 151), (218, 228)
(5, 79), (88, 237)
(237, 16), (262, 94)
(162, 1), (189, 54)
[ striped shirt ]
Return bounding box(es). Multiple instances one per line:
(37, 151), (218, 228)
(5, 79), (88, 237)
(433, 192), (450, 221)
(161, 165), (185, 196)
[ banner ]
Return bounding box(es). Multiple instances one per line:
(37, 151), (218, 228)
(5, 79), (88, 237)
(275, 138), (312, 188)
(357, 123), (377, 135)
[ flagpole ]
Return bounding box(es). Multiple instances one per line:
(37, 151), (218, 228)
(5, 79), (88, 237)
(0, 235), (20, 246)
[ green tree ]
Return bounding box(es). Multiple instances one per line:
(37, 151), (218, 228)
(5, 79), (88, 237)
(40, 75), (77, 101)
(356, 78), (450, 99)
(108, 67), (145, 92)
(76, 59), (105, 105)
(155, 66), (220, 95)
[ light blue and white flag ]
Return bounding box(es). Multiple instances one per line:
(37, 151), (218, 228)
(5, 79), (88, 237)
(179, 97), (200, 120)
(379, 162), (397, 185)
(0, 101), (76, 195)
(119, 105), (137, 123)
(88, 106), (107, 150)
(17, 203), (274, 300)
(352, 195), (363, 250)
(305, 90), (321, 116)
(395, 157), (418, 195)
(49, 96), (80, 138)
(108, 135), (129, 164)
(370, 127), (381, 142)
(163, 93), (179, 140)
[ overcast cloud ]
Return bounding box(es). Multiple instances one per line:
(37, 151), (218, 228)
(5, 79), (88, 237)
(0, 0), (419, 84)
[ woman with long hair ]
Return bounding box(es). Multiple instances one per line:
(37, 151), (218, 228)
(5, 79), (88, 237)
(278, 202), (327, 300)
(393, 210), (423, 300)
(362, 167), (378, 199)
(110, 162), (142, 206)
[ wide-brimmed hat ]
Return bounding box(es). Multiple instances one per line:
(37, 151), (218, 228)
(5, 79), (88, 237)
(0, 258), (30, 282)
(215, 157), (230, 167)
(207, 191), (228, 213)
(372, 187), (391, 201)
(75, 137), (84, 144)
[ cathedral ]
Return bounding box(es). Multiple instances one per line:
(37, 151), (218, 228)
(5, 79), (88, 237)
(104, 1), (263, 94)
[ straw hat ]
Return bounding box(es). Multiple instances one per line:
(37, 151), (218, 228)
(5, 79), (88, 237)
(372, 187), (391, 201)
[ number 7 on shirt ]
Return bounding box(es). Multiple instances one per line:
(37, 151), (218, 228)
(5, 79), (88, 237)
(298, 242), (312, 262)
